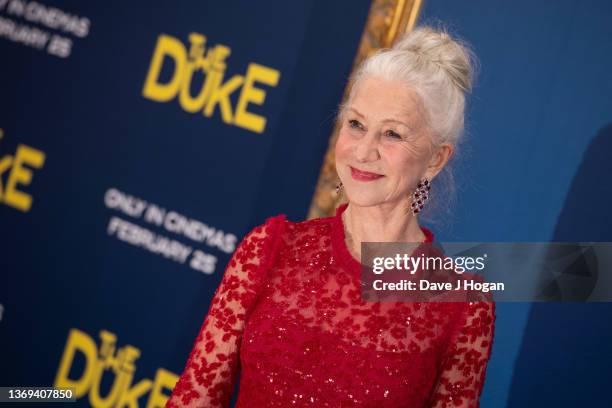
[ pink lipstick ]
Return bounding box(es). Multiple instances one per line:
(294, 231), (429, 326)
(350, 166), (384, 181)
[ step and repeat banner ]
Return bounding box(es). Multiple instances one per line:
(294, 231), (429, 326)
(0, 0), (371, 406)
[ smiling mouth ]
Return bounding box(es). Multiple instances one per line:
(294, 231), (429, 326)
(350, 166), (384, 181)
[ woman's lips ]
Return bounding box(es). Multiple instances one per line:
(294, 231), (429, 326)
(350, 166), (384, 181)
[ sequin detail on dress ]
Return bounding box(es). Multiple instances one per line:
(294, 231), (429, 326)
(166, 204), (495, 408)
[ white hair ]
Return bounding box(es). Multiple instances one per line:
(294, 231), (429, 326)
(346, 25), (477, 145)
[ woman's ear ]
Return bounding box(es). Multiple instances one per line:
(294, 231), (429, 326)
(426, 143), (454, 179)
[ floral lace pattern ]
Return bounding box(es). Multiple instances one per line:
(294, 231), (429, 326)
(166, 204), (495, 407)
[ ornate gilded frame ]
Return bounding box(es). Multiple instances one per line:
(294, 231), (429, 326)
(307, 0), (423, 219)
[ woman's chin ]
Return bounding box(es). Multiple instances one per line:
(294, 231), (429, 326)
(343, 192), (388, 208)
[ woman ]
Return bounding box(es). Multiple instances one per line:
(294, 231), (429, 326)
(166, 26), (495, 408)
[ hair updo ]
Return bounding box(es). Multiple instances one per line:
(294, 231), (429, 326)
(346, 25), (477, 145)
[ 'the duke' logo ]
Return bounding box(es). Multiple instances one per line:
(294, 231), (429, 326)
(142, 32), (281, 134)
(55, 328), (178, 407)
(0, 129), (46, 212)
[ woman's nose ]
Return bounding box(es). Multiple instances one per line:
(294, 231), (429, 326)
(354, 131), (380, 162)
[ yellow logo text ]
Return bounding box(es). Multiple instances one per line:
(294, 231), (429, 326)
(55, 328), (178, 408)
(142, 33), (280, 134)
(0, 129), (46, 212)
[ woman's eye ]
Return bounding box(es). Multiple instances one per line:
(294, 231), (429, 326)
(385, 130), (402, 139)
(348, 119), (363, 129)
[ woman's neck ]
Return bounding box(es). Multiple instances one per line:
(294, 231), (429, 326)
(342, 201), (426, 259)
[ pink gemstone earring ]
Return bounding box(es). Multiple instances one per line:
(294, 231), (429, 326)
(411, 178), (430, 215)
(335, 182), (343, 194)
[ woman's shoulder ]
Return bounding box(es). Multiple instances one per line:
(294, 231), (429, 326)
(256, 210), (336, 239)
(236, 211), (335, 269)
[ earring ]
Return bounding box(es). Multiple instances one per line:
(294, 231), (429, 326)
(335, 182), (343, 194)
(411, 178), (430, 215)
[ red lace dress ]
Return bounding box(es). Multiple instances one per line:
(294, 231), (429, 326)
(166, 203), (496, 408)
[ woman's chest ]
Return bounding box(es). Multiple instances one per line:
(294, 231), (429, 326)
(239, 276), (455, 407)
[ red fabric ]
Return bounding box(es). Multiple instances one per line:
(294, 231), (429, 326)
(166, 204), (496, 408)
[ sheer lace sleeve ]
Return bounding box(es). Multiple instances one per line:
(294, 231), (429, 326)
(428, 299), (496, 408)
(166, 215), (285, 408)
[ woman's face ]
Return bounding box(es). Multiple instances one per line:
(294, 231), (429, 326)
(335, 75), (446, 209)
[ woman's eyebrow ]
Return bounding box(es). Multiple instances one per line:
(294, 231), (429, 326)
(349, 107), (412, 128)
(348, 107), (365, 118)
(382, 118), (412, 128)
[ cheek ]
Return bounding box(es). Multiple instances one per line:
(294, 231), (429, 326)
(334, 129), (353, 163)
(382, 145), (427, 178)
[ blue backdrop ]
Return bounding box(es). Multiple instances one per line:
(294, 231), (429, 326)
(419, 0), (612, 406)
